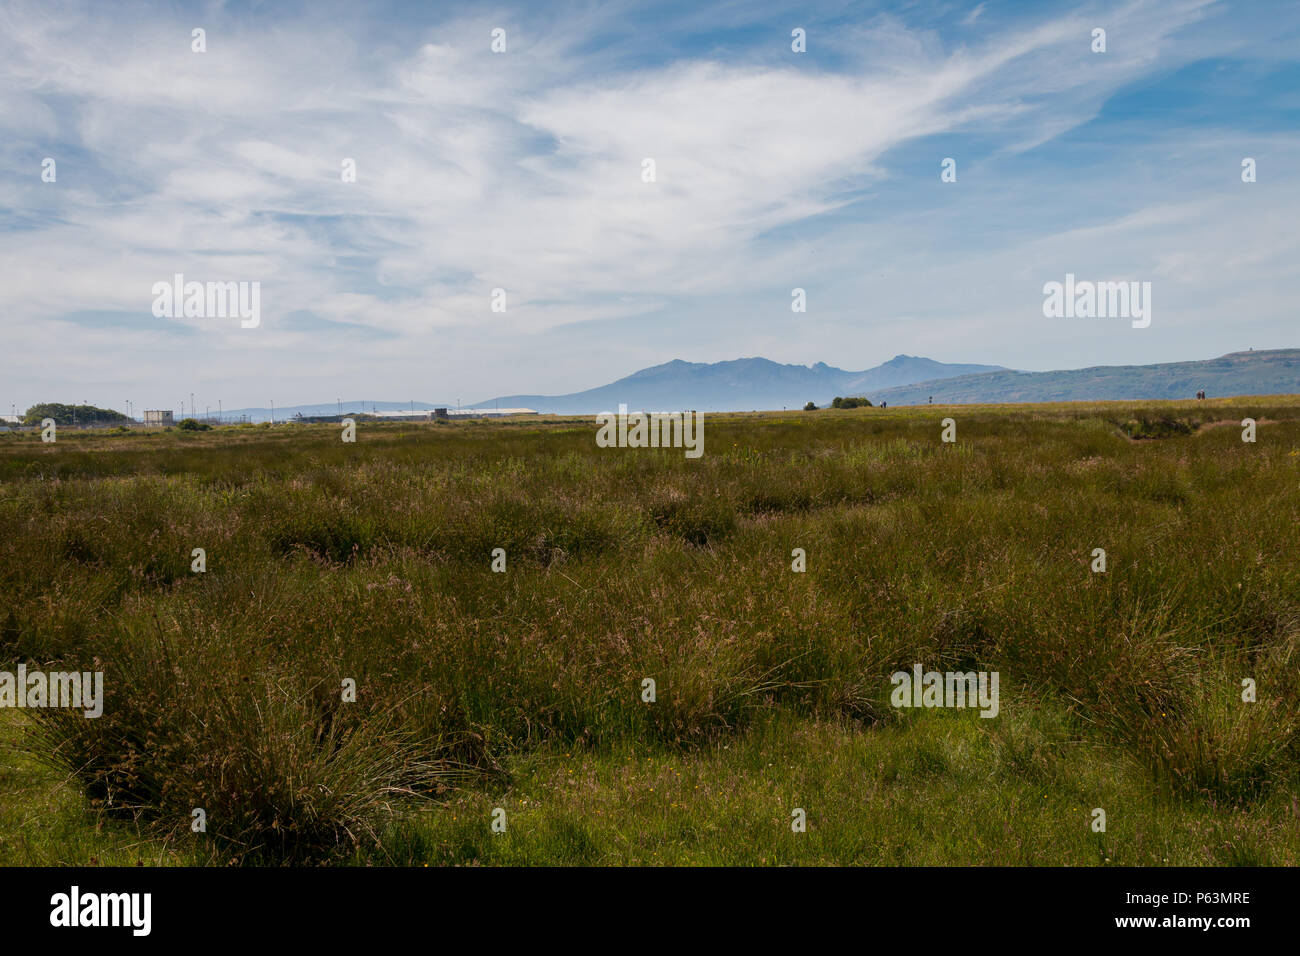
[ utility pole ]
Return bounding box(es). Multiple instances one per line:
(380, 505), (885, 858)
(218, 399), (222, 423)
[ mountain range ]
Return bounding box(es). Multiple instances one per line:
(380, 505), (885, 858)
(219, 349), (1300, 421)
(473, 355), (1004, 414)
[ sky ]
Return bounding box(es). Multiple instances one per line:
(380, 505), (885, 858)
(2, 0), (1298, 415)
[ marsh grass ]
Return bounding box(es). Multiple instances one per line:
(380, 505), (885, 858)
(1, 397), (1297, 863)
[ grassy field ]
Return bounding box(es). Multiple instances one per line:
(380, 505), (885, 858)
(1, 398), (1298, 866)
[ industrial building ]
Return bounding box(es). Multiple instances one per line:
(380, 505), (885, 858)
(142, 409), (174, 426)
(361, 407), (538, 421)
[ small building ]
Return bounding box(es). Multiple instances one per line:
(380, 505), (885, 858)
(143, 409), (174, 426)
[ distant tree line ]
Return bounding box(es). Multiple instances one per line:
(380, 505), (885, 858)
(22, 403), (131, 426)
(802, 397), (875, 411)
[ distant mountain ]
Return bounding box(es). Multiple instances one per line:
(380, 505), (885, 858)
(865, 349), (1300, 406)
(216, 349), (1298, 421)
(473, 355), (1005, 414)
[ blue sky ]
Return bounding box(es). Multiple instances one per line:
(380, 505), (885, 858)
(2, 0), (1298, 413)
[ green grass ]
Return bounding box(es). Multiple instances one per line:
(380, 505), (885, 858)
(0, 710), (202, 866)
(382, 707), (1300, 866)
(1, 397), (1297, 864)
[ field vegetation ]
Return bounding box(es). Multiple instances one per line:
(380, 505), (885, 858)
(1, 398), (1298, 865)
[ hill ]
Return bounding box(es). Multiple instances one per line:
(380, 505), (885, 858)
(865, 349), (1300, 406)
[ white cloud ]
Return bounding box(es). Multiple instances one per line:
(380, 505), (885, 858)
(0, 0), (1293, 409)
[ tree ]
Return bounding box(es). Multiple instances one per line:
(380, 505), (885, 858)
(803, 401), (817, 411)
(22, 403), (131, 426)
(178, 418), (211, 431)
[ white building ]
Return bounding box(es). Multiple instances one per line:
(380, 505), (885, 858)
(445, 407), (538, 419)
(363, 408), (538, 421)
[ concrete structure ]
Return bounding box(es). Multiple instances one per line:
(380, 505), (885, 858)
(142, 409), (174, 426)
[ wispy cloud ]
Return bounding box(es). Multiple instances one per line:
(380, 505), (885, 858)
(1, 0), (1297, 410)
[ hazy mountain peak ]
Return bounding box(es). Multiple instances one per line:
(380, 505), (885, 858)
(472, 354), (1005, 414)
